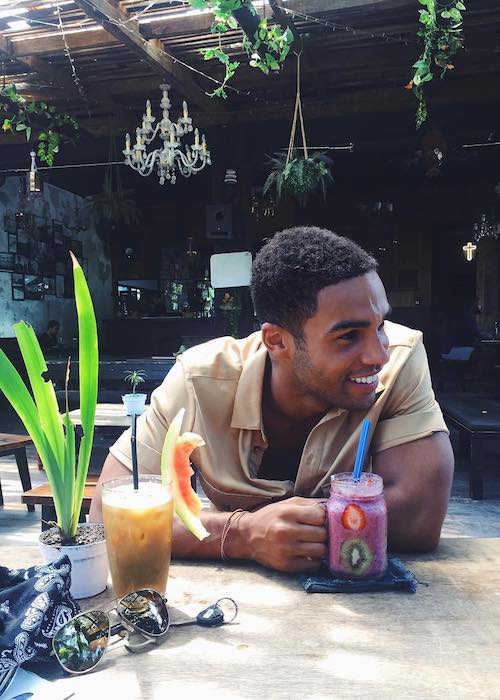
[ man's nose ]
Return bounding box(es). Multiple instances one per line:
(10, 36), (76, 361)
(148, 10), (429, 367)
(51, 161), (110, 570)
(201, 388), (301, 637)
(360, 332), (390, 368)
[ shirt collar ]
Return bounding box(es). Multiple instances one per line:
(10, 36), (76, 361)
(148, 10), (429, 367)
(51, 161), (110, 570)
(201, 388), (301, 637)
(231, 337), (268, 430)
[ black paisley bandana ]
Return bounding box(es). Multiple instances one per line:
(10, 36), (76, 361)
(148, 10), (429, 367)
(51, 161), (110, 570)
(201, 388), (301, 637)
(0, 555), (80, 688)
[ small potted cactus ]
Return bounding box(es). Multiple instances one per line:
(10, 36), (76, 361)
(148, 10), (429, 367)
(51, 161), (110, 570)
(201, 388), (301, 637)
(122, 370), (147, 416)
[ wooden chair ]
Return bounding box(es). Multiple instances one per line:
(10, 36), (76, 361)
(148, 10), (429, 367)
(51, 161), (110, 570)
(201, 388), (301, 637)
(0, 433), (34, 511)
(22, 476), (99, 530)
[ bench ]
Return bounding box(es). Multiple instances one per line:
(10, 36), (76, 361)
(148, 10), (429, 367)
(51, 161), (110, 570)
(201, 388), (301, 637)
(0, 433), (34, 511)
(21, 476), (98, 531)
(439, 394), (500, 500)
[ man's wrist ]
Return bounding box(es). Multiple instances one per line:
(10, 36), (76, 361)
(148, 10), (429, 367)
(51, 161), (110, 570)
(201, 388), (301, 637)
(223, 510), (252, 561)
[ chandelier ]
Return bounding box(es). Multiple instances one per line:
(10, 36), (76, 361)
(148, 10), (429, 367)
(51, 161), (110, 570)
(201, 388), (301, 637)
(122, 84), (211, 185)
(472, 212), (500, 241)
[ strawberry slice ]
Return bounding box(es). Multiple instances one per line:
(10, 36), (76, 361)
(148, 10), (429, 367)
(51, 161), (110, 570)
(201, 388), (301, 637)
(341, 504), (366, 531)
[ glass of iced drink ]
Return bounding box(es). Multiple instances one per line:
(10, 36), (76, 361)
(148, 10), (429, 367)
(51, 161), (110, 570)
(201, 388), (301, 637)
(326, 473), (387, 579)
(102, 475), (173, 597)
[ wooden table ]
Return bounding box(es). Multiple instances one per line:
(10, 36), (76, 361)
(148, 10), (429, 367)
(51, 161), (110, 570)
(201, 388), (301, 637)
(0, 433), (34, 511)
(1, 538), (500, 699)
(68, 403), (134, 427)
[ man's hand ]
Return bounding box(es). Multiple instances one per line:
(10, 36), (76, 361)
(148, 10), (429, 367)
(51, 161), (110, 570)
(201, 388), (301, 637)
(236, 497), (327, 573)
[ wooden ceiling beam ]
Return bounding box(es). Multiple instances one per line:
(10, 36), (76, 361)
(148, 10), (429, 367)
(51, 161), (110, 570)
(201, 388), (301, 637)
(75, 72), (500, 137)
(72, 0), (225, 114)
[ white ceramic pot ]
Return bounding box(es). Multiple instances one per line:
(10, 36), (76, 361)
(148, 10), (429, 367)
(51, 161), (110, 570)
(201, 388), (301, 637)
(122, 393), (147, 416)
(39, 523), (109, 599)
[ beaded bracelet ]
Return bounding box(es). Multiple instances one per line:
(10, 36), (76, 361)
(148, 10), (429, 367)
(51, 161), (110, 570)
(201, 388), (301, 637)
(220, 509), (247, 561)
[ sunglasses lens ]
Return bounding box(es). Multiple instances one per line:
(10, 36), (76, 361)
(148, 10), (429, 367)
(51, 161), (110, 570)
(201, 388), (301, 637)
(117, 589), (169, 637)
(53, 611), (109, 673)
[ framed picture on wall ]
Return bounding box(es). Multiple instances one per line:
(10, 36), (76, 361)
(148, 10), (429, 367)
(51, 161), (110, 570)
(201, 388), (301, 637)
(8, 234), (17, 253)
(24, 274), (44, 300)
(12, 273), (24, 301)
(0, 252), (14, 272)
(56, 274), (65, 298)
(43, 277), (56, 295)
(12, 285), (25, 301)
(14, 254), (29, 274)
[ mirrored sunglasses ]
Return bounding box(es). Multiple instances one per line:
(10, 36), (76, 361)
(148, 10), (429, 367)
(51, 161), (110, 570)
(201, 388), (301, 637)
(52, 589), (237, 675)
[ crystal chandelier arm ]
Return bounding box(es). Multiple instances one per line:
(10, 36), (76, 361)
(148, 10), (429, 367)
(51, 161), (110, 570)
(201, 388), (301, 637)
(142, 121), (162, 146)
(129, 149), (158, 177)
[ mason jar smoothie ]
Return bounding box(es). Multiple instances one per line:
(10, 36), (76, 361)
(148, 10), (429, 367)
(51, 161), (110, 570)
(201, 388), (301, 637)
(327, 472), (387, 579)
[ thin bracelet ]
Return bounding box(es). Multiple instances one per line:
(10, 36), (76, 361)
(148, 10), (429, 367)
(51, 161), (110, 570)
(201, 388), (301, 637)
(220, 509), (246, 561)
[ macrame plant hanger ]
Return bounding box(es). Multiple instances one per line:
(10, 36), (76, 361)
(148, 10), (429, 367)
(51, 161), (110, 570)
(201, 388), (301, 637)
(286, 51), (308, 167)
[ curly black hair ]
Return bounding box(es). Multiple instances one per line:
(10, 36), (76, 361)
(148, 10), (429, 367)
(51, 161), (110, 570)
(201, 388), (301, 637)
(251, 226), (378, 340)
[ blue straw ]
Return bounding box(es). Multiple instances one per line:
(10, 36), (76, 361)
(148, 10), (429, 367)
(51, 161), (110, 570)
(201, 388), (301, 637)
(352, 418), (371, 482)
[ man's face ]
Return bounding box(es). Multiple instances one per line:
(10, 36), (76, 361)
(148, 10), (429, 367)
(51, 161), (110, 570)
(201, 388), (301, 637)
(48, 325), (59, 338)
(291, 272), (391, 412)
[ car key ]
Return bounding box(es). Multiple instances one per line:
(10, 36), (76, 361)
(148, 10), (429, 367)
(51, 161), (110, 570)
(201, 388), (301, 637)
(171, 598), (238, 629)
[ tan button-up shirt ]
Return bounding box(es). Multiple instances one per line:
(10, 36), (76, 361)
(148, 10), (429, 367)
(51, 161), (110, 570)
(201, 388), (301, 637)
(110, 321), (448, 511)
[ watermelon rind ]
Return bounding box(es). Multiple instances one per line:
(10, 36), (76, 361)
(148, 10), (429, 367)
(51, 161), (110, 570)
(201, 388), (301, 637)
(161, 408), (209, 541)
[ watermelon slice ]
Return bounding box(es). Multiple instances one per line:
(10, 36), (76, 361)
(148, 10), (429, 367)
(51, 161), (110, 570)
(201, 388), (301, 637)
(161, 408), (209, 541)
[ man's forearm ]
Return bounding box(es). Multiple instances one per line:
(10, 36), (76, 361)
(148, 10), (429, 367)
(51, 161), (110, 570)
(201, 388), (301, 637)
(172, 510), (250, 560)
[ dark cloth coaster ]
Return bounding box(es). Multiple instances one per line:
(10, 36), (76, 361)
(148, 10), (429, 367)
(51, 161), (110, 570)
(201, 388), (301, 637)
(301, 555), (418, 594)
(0, 555), (80, 689)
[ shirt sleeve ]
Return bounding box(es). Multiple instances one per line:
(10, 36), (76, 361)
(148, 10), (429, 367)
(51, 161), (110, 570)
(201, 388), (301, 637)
(371, 337), (449, 454)
(109, 360), (195, 474)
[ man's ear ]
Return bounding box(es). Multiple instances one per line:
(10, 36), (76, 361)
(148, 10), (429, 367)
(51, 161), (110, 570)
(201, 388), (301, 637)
(261, 322), (294, 360)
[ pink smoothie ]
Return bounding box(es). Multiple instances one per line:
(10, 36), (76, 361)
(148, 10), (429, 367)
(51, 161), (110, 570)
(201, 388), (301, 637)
(327, 473), (387, 579)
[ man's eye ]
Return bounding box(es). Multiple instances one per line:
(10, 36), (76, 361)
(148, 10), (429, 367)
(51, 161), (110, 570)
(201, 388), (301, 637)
(338, 330), (357, 341)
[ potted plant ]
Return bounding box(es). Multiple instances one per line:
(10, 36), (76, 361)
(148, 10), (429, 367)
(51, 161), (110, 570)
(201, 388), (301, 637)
(262, 54), (333, 207)
(263, 149), (333, 207)
(0, 253), (106, 599)
(122, 370), (147, 416)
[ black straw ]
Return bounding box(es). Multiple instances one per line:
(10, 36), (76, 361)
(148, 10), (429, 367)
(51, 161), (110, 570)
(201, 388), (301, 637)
(131, 413), (139, 490)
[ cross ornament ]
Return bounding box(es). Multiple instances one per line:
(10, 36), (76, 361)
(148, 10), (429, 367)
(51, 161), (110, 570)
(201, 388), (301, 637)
(463, 241), (477, 262)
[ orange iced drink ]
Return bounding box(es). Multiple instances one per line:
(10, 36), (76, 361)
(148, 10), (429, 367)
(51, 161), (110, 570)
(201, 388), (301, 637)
(102, 475), (173, 597)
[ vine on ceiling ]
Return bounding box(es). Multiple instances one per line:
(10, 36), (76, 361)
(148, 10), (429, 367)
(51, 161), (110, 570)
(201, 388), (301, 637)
(0, 84), (79, 166)
(406, 0), (466, 129)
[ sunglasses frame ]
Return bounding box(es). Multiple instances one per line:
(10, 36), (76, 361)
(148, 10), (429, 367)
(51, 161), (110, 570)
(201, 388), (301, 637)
(52, 589), (170, 675)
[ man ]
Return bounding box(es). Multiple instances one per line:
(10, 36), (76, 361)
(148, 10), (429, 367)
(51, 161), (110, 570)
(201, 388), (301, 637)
(38, 320), (60, 351)
(90, 227), (454, 572)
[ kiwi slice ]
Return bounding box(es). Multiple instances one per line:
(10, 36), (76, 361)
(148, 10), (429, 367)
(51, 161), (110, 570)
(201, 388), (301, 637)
(340, 538), (374, 575)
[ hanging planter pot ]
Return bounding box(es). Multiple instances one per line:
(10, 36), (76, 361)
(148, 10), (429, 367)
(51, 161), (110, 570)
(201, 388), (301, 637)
(263, 53), (333, 207)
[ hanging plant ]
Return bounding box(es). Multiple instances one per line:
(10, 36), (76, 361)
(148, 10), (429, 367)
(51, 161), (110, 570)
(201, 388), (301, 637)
(263, 54), (333, 207)
(192, 0), (293, 98)
(406, 0), (466, 129)
(91, 170), (140, 228)
(0, 84), (79, 165)
(263, 150), (333, 207)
